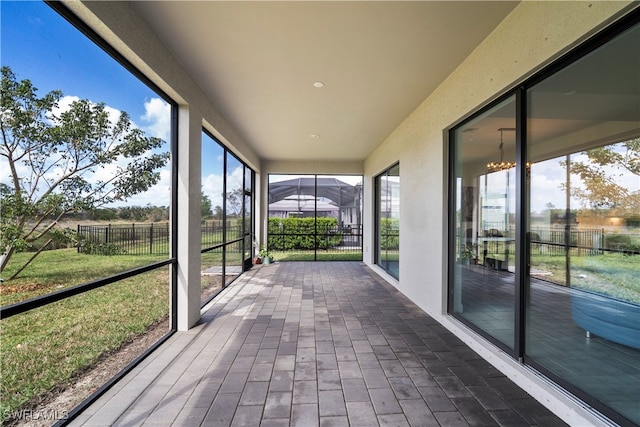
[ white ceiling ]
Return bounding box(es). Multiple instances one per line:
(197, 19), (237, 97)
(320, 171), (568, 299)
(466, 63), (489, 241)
(131, 1), (519, 162)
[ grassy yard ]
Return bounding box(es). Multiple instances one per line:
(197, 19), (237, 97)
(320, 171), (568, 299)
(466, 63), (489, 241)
(0, 248), (168, 306)
(531, 252), (640, 303)
(0, 250), (170, 424)
(272, 250), (363, 262)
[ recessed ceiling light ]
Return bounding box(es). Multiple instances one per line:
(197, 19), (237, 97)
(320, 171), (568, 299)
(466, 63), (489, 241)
(313, 82), (324, 88)
(310, 134), (320, 139)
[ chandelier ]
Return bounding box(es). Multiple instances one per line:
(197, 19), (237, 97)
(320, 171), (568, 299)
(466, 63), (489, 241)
(487, 128), (517, 173)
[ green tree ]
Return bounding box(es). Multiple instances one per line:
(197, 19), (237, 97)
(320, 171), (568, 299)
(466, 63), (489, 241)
(562, 139), (640, 214)
(0, 66), (169, 273)
(212, 205), (223, 220)
(225, 188), (244, 217)
(201, 191), (213, 219)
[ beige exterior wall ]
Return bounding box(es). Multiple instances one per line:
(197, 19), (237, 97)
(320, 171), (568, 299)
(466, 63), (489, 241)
(363, 2), (636, 425)
(365, 0), (635, 312)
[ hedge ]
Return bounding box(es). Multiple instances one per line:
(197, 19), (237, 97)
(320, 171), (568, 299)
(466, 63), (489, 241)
(380, 218), (399, 250)
(267, 217), (342, 250)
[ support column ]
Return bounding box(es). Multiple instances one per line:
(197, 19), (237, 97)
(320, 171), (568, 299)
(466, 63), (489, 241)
(176, 105), (202, 330)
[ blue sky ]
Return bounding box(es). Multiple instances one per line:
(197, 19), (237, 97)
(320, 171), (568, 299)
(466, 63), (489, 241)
(1, 1), (227, 207)
(1, 1), (152, 122)
(1, 1), (237, 208)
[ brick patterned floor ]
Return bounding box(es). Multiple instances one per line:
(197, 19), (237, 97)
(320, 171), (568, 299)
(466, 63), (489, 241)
(69, 262), (567, 426)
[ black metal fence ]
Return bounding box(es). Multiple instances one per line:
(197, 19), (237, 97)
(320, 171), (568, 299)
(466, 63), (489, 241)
(77, 223), (170, 256)
(530, 227), (638, 256)
(78, 222), (247, 256)
(268, 225), (362, 259)
(201, 223), (243, 249)
(268, 224), (363, 259)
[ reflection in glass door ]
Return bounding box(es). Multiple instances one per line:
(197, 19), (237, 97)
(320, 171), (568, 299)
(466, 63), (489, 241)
(448, 15), (639, 425)
(450, 96), (516, 351)
(525, 23), (640, 422)
(376, 164), (400, 279)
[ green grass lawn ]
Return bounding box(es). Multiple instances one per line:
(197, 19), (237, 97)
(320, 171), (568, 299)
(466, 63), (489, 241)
(272, 250), (363, 262)
(0, 248), (167, 306)
(531, 252), (640, 303)
(0, 250), (170, 423)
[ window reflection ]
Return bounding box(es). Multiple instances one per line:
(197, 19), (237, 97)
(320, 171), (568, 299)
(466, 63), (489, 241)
(451, 96), (516, 350)
(526, 22), (639, 424)
(376, 164), (400, 279)
(526, 139), (640, 424)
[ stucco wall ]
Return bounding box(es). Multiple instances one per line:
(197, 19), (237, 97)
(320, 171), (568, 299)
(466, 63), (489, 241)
(363, 2), (635, 425)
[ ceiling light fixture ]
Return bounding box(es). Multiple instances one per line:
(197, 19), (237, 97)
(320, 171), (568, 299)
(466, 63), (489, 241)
(310, 134), (320, 139)
(313, 82), (324, 88)
(487, 128), (520, 173)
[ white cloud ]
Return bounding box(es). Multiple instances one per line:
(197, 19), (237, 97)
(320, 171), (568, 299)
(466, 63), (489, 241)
(228, 164), (245, 191)
(122, 167), (172, 207)
(202, 172), (225, 209)
(140, 98), (171, 142)
(200, 164), (246, 211)
(1, 94), (173, 209)
(530, 167), (566, 212)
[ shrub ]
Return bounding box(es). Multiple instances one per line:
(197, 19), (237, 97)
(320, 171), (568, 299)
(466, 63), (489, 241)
(80, 242), (127, 255)
(267, 217), (342, 250)
(380, 218), (399, 250)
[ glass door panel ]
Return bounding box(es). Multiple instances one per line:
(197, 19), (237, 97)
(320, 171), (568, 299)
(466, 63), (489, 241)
(526, 23), (640, 425)
(450, 96), (516, 350)
(376, 164), (400, 279)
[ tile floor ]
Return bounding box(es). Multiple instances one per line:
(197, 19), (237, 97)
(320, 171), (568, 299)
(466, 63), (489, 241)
(69, 262), (567, 426)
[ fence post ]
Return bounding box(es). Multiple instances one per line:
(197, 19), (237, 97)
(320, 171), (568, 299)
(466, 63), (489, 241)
(77, 224), (81, 253)
(131, 223), (135, 255)
(150, 222), (154, 255)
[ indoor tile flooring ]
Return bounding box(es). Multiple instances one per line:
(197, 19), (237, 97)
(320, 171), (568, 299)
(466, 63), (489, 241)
(69, 262), (567, 426)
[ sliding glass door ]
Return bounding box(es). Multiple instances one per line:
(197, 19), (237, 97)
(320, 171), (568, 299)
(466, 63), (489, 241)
(450, 97), (517, 350)
(525, 22), (640, 424)
(449, 16), (639, 426)
(375, 164), (400, 279)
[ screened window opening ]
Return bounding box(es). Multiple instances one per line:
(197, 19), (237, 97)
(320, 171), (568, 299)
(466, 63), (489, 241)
(201, 131), (254, 306)
(0, 2), (176, 424)
(267, 174), (363, 261)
